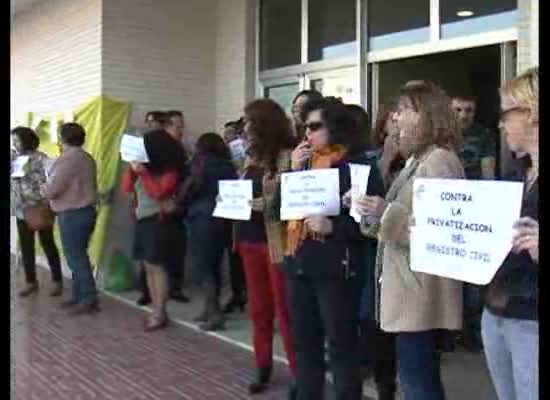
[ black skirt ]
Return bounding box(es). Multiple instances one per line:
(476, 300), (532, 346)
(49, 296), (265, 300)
(133, 213), (185, 268)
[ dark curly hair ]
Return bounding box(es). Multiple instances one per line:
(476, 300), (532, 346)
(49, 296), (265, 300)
(143, 129), (188, 176)
(244, 98), (294, 174)
(11, 126), (40, 152)
(195, 132), (231, 160)
(302, 97), (359, 150)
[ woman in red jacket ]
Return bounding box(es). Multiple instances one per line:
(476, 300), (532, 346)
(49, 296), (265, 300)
(122, 129), (187, 331)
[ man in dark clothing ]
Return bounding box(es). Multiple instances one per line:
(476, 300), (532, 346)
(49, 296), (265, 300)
(452, 96), (497, 351)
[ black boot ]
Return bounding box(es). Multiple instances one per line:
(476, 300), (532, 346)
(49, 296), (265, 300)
(222, 295), (246, 314)
(248, 366), (272, 395)
(287, 380), (297, 400)
(199, 283), (225, 331)
(376, 385), (396, 400)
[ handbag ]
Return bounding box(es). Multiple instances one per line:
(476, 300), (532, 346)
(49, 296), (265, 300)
(23, 202), (55, 231)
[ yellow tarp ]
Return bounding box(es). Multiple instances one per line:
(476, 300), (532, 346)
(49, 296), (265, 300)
(31, 95), (130, 269)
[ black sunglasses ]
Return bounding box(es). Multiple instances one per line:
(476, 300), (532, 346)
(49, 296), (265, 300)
(304, 121), (325, 132)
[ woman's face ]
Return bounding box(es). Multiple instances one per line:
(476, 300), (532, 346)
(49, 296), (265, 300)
(394, 97), (420, 157)
(384, 114), (399, 137)
(499, 96), (534, 157)
(304, 109), (329, 151)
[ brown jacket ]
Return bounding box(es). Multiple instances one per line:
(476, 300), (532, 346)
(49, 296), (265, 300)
(234, 150), (292, 265)
(374, 146), (465, 332)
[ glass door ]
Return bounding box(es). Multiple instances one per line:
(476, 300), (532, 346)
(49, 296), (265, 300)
(263, 77), (302, 115)
(307, 67), (360, 105)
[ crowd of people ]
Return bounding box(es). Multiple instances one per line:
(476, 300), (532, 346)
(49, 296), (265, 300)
(11, 67), (538, 400)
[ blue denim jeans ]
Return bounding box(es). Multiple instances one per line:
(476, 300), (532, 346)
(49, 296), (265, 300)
(58, 206), (97, 305)
(396, 330), (445, 400)
(481, 309), (539, 400)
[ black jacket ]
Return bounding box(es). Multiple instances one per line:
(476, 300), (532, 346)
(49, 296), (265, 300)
(185, 154), (237, 218)
(285, 153), (384, 280)
(485, 179), (538, 320)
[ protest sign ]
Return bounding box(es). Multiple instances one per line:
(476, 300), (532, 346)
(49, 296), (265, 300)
(229, 138), (247, 162)
(349, 163), (371, 223)
(120, 134), (149, 163)
(280, 168), (340, 221)
(11, 156), (30, 178)
(410, 179), (524, 284)
(213, 180), (253, 221)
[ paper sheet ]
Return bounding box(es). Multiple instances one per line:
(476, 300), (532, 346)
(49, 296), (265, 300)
(410, 179), (524, 285)
(120, 134), (149, 163)
(349, 163), (371, 223)
(213, 180), (253, 221)
(280, 168), (341, 221)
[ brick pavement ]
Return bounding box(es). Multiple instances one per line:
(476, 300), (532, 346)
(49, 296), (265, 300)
(14, 286), (294, 400)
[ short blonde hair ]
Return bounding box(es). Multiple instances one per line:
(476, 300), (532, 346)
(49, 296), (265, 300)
(500, 67), (539, 123)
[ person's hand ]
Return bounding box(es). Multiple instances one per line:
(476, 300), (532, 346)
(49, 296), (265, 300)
(291, 142), (312, 170)
(130, 162), (145, 173)
(342, 190), (352, 209)
(356, 195), (387, 218)
(249, 197), (265, 212)
(512, 217), (539, 262)
(304, 215), (333, 235)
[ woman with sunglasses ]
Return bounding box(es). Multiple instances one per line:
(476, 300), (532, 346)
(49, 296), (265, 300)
(286, 98), (372, 400)
(354, 81), (464, 400)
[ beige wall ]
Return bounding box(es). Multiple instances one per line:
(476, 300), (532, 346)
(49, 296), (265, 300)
(102, 0), (217, 138)
(214, 0), (257, 131)
(517, 0), (539, 73)
(11, 0), (102, 118)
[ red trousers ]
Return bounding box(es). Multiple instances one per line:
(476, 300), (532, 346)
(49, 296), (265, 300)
(237, 242), (297, 374)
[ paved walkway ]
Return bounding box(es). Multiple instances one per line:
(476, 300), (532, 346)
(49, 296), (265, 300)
(13, 279), (293, 400)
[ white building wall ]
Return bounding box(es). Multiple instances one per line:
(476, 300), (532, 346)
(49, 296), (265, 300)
(11, 0), (102, 117)
(101, 0), (217, 137)
(517, 0), (539, 73)
(214, 0), (258, 131)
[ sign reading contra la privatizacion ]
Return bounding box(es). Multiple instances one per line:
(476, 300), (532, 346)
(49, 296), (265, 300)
(410, 178), (524, 285)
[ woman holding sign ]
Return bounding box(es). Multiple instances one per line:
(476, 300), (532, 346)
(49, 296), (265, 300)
(122, 129), (187, 331)
(482, 67), (539, 400)
(233, 99), (297, 396)
(285, 98), (371, 400)
(355, 81), (465, 400)
(184, 133), (237, 331)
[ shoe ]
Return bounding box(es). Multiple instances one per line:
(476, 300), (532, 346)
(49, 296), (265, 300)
(222, 297), (246, 314)
(19, 282), (39, 297)
(287, 381), (297, 400)
(49, 282), (63, 297)
(248, 366), (272, 395)
(170, 291), (190, 303)
(60, 299), (78, 308)
(199, 314), (226, 332)
(144, 314), (169, 332)
(137, 294), (151, 306)
(67, 302), (100, 316)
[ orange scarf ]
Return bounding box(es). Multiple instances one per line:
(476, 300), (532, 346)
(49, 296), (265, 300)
(286, 145), (346, 256)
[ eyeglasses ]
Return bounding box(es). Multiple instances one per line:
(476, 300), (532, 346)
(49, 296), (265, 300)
(500, 106), (528, 121)
(304, 121), (325, 132)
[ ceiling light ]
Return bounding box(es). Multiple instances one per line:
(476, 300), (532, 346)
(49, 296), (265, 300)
(457, 10), (475, 17)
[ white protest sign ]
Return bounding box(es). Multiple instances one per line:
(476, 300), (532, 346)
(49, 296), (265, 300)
(410, 179), (524, 285)
(280, 168), (340, 221)
(213, 180), (253, 221)
(349, 163), (371, 223)
(11, 156), (30, 178)
(229, 138), (247, 162)
(120, 134), (149, 163)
